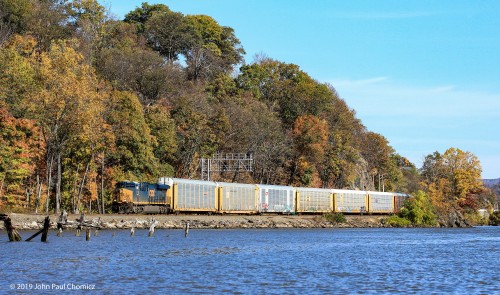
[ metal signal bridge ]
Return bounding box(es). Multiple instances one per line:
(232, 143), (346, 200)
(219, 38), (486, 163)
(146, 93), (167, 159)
(200, 152), (254, 181)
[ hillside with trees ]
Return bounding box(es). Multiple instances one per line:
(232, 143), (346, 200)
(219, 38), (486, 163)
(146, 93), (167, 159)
(0, 1), (496, 225)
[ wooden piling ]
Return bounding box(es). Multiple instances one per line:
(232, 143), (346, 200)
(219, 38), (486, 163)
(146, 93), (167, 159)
(184, 222), (190, 238)
(56, 210), (67, 236)
(86, 228), (90, 241)
(3, 216), (22, 242)
(41, 216), (50, 242)
(148, 220), (158, 237)
(26, 216), (50, 242)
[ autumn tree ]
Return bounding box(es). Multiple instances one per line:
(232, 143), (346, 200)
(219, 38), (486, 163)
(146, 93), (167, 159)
(0, 108), (43, 209)
(214, 91), (290, 184)
(25, 0), (71, 52)
(0, 34), (37, 117)
(29, 39), (103, 213)
(360, 132), (396, 190)
(290, 115), (329, 186)
(421, 148), (485, 219)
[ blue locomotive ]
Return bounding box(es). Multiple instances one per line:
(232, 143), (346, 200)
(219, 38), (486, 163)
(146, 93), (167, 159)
(112, 181), (172, 214)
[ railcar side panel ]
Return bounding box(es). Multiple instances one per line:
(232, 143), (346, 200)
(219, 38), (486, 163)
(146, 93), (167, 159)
(257, 184), (295, 213)
(218, 182), (258, 213)
(296, 188), (333, 213)
(334, 190), (367, 213)
(172, 178), (218, 212)
(368, 192), (394, 213)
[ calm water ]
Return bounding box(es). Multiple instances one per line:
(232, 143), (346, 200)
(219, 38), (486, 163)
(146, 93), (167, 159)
(1, 227), (499, 294)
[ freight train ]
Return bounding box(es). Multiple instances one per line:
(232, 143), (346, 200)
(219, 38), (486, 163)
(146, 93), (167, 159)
(112, 178), (408, 215)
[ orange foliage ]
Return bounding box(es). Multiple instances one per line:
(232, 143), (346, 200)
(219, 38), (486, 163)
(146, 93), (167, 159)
(292, 115), (329, 163)
(0, 108), (45, 205)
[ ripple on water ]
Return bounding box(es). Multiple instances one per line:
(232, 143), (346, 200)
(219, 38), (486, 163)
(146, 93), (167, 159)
(0, 227), (498, 294)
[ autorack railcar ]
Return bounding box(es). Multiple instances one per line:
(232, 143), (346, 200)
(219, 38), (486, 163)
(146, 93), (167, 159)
(112, 178), (408, 215)
(333, 189), (368, 213)
(218, 182), (259, 214)
(256, 184), (295, 214)
(296, 187), (334, 213)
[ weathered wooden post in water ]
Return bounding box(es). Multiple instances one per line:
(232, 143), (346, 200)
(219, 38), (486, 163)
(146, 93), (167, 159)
(86, 228), (90, 241)
(41, 216), (50, 242)
(25, 216), (51, 242)
(148, 220), (158, 237)
(184, 222), (190, 238)
(1, 215), (22, 242)
(57, 210), (68, 236)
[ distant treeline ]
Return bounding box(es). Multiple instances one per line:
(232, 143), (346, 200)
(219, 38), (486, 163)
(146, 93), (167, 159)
(0, 1), (496, 221)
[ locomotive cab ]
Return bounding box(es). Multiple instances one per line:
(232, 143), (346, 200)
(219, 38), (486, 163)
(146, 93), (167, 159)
(112, 180), (172, 214)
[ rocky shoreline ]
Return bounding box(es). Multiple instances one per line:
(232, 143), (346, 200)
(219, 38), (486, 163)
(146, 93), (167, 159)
(1, 213), (390, 230)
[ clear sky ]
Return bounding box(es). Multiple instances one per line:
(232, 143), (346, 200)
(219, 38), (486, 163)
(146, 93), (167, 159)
(100, 0), (500, 179)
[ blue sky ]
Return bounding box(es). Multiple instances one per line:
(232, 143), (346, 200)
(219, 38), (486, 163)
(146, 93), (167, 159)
(100, 0), (500, 179)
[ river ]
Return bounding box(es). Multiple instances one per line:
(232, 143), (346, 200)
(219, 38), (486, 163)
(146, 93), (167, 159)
(1, 227), (498, 294)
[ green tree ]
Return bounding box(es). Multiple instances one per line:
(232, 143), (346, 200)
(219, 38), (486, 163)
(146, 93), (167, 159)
(0, 0), (33, 44)
(184, 14), (244, 81)
(0, 35), (37, 117)
(25, 0), (71, 52)
(67, 0), (109, 64)
(124, 2), (171, 32)
(399, 190), (437, 226)
(144, 105), (177, 176)
(144, 8), (192, 62)
(105, 90), (158, 180)
(97, 21), (184, 105)
(237, 58), (331, 126)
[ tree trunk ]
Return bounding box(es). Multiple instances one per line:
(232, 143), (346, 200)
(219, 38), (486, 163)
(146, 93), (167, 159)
(46, 155), (54, 214)
(26, 188), (30, 211)
(72, 165), (81, 214)
(101, 154), (105, 214)
(35, 174), (41, 214)
(0, 175), (4, 199)
(55, 152), (61, 214)
(77, 161), (91, 214)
